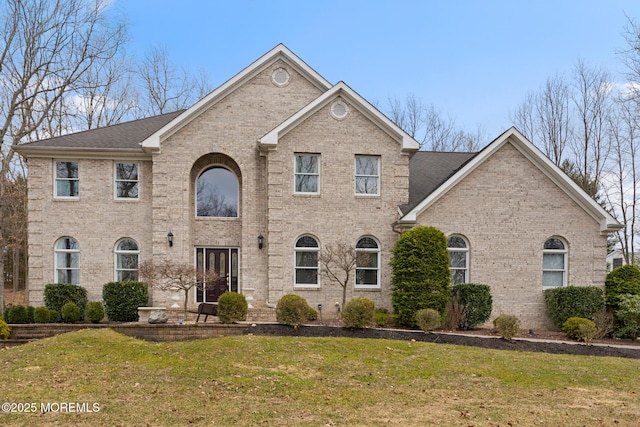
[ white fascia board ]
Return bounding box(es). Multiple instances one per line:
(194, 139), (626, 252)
(141, 44), (332, 151)
(15, 146), (150, 160)
(259, 82), (420, 152)
(399, 127), (622, 233)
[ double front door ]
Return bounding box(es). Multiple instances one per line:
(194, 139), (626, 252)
(195, 248), (238, 303)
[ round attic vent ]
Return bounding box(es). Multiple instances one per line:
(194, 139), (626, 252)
(330, 100), (349, 120)
(272, 68), (290, 86)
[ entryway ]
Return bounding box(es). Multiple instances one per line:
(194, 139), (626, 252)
(195, 248), (239, 303)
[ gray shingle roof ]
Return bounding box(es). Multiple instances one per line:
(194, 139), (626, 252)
(400, 151), (477, 215)
(19, 110), (184, 151)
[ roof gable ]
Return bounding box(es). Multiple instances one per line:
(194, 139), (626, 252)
(398, 127), (622, 233)
(141, 44), (332, 152)
(258, 81), (420, 152)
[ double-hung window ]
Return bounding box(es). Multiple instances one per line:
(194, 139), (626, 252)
(294, 154), (320, 194)
(55, 161), (79, 198)
(115, 239), (139, 281)
(355, 155), (380, 195)
(543, 238), (567, 288)
(55, 237), (80, 284)
(355, 237), (380, 288)
(115, 163), (139, 199)
(294, 236), (320, 287)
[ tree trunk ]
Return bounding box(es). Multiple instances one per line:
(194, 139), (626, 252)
(0, 244), (5, 316)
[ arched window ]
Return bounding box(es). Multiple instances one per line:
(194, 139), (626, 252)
(115, 239), (139, 282)
(55, 237), (80, 284)
(356, 237), (380, 288)
(448, 235), (469, 285)
(294, 236), (319, 287)
(543, 237), (567, 288)
(196, 167), (239, 217)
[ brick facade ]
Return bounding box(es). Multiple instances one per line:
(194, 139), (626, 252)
(21, 45), (618, 329)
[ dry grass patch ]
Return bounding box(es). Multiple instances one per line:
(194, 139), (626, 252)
(0, 329), (638, 426)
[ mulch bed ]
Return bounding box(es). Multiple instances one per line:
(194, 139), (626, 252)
(245, 323), (640, 359)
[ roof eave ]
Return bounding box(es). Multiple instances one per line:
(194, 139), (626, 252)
(15, 146), (149, 160)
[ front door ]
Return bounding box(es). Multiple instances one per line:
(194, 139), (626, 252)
(195, 248), (239, 302)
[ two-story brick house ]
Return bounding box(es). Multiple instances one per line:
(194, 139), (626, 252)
(17, 44), (621, 328)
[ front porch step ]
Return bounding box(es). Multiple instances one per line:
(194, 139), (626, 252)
(246, 308), (276, 323)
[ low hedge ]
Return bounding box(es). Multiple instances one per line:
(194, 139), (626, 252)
(44, 283), (88, 316)
(102, 281), (148, 322)
(341, 298), (375, 328)
(451, 283), (493, 330)
(544, 286), (605, 328)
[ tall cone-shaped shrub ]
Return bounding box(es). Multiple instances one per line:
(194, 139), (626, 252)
(391, 226), (450, 327)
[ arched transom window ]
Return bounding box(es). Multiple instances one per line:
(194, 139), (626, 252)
(448, 235), (469, 285)
(55, 237), (80, 284)
(543, 237), (567, 288)
(294, 236), (320, 287)
(196, 167), (239, 217)
(115, 238), (139, 282)
(355, 237), (380, 288)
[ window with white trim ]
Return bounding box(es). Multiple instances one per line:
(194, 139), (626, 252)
(543, 237), (567, 288)
(355, 155), (379, 195)
(295, 235), (320, 287)
(196, 166), (239, 217)
(448, 235), (469, 285)
(55, 161), (79, 197)
(115, 163), (139, 199)
(55, 237), (80, 284)
(294, 154), (320, 194)
(115, 238), (139, 282)
(355, 237), (380, 288)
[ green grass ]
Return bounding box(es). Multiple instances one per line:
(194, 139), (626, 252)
(1, 329), (639, 426)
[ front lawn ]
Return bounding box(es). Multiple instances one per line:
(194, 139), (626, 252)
(1, 329), (639, 426)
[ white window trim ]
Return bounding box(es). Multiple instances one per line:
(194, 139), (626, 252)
(114, 162), (140, 201)
(355, 237), (381, 289)
(294, 153), (321, 195)
(448, 235), (470, 285)
(294, 235), (320, 288)
(54, 237), (80, 285)
(542, 238), (568, 289)
(355, 155), (380, 196)
(114, 238), (140, 282)
(54, 160), (79, 199)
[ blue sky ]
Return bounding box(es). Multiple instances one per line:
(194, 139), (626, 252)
(118, 0), (640, 141)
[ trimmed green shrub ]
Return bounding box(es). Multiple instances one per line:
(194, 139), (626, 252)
(390, 226), (451, 327)
(44, 283), (88, 316)
(33, 306), (51, 323)
(0, 317), (10, 339)
(451, 283), (493, 330)
(48, 310), (60, 323)
(578, 322), (598, 346)
(374, 308), (390, 327)
(102, 281), (148, 322)
(26, 305), (35, 323)
(615, 294), (640, 339)
(493, 314), (520, 340)
(276, 294), (309, 328)
(61, 301), (81, 323)
(307, 306), (318, 321)
(217, 292), (248, 323)
(415, 308), (441, 332)
(341, 298), (375, 328)
(562, 317), (596, 340)
(606, 265), (640, 310)
(544, 286), (605, 328)
(85, 301), (105, 324)
(5, 305), (28, 324)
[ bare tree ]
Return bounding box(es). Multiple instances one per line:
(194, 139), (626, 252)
(139, 260), (218, 319)
(136, 45), (213, 116)
(385, 95), (483, 152)
(318, 243), (359, 308)
(0, 0), (127, 312)
(571, 60), (612, 193)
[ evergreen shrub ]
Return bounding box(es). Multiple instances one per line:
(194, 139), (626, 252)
(217, 292), (248, 323)
(44, 283), (88, 316)
(5, 305), (28, 324)
(493, 314), (520, 340)
(415, 308), (441, 332)
(544, 286), (605, 328)
(276, 294), (309, 328)
(605, 265), (640, 310)
(61, 301), (81, 323)
(33, 306), (51, 323)
(102, 281), (148, 322)
(562, 317), (596, 340)
(85, 301), (105, 323)
(341, 298), (375, 328)
(615, 294), (640, 339)
(390, 226), (451, 327)
(451, 283), (493, 330)
(0, 317), (10, 339)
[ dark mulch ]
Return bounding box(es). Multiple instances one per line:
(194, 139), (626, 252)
(245, 323), (640, 359)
